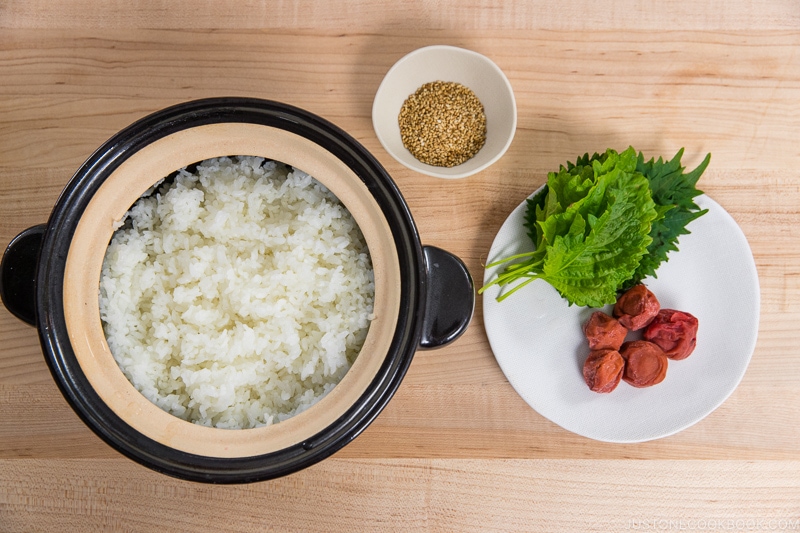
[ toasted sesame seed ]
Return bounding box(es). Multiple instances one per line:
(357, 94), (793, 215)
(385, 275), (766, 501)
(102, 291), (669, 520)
(398, 81), (486, 168)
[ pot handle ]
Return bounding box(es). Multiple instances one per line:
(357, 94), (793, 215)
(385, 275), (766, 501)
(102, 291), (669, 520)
(419, 245), (475, 349)
(0, 224), (46, 326)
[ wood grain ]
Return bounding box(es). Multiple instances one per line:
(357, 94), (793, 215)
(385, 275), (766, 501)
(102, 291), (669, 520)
(0, 0), (798, 529)
(1, 0), (798, 30)
(1, 459), (798, 532)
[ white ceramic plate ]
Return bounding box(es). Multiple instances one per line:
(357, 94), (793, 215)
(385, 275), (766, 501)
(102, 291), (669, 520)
(482, 193), (760, 443)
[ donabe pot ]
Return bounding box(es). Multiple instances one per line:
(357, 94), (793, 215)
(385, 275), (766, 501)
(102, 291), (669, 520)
(0, 98), (474, 484)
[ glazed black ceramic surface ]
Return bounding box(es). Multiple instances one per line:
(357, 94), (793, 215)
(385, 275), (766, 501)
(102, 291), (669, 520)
(0, 98), (474, 483)
(0, 224), (45, 325)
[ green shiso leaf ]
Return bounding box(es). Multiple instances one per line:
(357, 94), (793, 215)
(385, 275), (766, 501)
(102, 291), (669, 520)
(482, 147), (658, 307)
(481, 146), (710, 307)
(537, 158), (657, 307)
(622, 149), (710, 289)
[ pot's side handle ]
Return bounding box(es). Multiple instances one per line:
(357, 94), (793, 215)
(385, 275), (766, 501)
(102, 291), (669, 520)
(0, 224), (46, 326)
(419, 245), (475, 349)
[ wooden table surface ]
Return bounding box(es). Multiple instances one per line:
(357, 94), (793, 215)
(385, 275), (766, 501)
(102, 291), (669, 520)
(1, 1), (799, 530)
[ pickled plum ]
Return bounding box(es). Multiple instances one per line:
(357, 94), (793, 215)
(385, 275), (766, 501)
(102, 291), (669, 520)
(644, 309), (699, 360)
(613, 284), (660, 330)
(620, 340), (668, 388)
(583, 311), (627, 351)
(583, 349), (625, 393)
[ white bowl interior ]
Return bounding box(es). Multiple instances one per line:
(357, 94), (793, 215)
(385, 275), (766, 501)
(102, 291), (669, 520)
(372, 45), (517, 179)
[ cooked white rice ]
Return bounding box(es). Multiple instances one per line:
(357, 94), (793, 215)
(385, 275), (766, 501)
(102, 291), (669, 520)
(98, 156), (374, 429)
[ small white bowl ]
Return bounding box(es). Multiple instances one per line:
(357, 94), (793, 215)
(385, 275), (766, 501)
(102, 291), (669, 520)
(372, 45), (517, 179)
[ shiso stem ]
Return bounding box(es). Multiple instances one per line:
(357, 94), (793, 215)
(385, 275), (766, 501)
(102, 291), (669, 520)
(479, 251), (544, 302)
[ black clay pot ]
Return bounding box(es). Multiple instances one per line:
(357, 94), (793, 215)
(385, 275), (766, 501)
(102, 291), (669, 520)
(0, 97), (474, 484)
